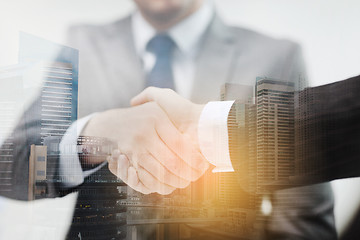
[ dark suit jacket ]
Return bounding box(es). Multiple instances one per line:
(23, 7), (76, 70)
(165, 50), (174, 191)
(294, 75), (360, 183)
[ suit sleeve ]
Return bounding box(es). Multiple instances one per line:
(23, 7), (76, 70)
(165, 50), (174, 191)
(228, 74), (360, 187)
(228, 43), (338, 239)
(294, 74), (360, 183)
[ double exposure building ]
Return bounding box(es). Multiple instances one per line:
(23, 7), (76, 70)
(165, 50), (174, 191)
(0, 33), (127, 239)
(255, 77), (295, 193)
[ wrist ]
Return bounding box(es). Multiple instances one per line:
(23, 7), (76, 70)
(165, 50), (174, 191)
(78, 136), (117, 166)
(81, 114), (99, 137)
(79, 110), (117, 165)
(81, 109), (112, 138)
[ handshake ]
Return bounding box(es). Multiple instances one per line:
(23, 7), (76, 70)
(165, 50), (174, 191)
(82, 88), (209, 195)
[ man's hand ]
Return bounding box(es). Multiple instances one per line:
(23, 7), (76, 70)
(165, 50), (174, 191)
(130, 87), (209, 178)
(131, 87), (205, 144)
(82, 102), (207, 195)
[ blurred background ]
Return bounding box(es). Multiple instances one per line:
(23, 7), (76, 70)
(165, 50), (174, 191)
(1, 0), (360, 236)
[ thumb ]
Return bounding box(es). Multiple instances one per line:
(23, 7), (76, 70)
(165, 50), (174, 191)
(130, 87), (158, 106)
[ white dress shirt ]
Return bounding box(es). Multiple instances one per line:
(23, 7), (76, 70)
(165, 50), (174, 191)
(198, 101), (235, 172)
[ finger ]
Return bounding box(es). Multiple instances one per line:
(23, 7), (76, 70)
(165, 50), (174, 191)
(108, 154), (129, 182)
(155, 118), (208, 179)
(179, 133), (210, 176)
(108, 154), (152, 194)
(131, 87), (158, 106)
(129, 152), (176, 194)
(128, 166), (152, 194)
(147, 134), (200, 182)
(131, 88), (179, 111)
(133, 92), (208, 179)
(137, 166), (176, 195)
(137, 151), (190, 188)
(112, 149), (121, 159)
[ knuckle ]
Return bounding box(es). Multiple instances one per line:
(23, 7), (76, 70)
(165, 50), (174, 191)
(157, 187), (173, 195)
(165, 88), (174, 94)
(108, 163), (116, 175)
(144, 86), (154, 94)
(156, 189), (165, 195)
(147, 86), (155, 92)
(166, 187), (176, 195)
(164, 88), (176, 97)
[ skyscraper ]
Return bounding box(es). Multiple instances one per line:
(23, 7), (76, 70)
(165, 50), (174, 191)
(217, 79), (297, 236)
(1, 33), (80, 199)
(255, 77), (295, 193)
(39, 61), (77, 140)
(0, 65), (26, 196)
(0, 63), (42, 197)
(28, 144), (47, 200)
(18, 32), (79, 142)
(16, 33), (127, 239)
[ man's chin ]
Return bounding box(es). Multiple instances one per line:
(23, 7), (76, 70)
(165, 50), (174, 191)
(137, 0), (200, 29)
(144, 8), (185, 26)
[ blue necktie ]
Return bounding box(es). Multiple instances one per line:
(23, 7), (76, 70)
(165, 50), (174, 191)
(146, 34), (175, 90)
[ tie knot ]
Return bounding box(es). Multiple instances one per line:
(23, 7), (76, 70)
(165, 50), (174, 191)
(147, 34), (175, 57)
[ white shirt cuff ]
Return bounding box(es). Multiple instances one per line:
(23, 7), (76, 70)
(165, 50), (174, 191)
(59, 113), (99, 188)
(198, 101), (235, 173)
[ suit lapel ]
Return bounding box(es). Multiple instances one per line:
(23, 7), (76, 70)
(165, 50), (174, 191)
(191, 15), (238, 103)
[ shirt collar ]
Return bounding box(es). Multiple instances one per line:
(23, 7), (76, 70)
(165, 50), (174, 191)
(132, 0), (214, 57)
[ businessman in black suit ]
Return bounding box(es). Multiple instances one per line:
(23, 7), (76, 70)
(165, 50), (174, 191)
(131, 74), (360, 239)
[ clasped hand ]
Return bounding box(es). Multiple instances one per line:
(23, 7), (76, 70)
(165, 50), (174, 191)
(82, 88), (207, 195)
